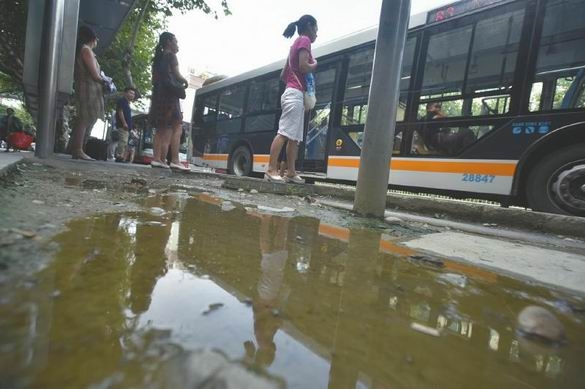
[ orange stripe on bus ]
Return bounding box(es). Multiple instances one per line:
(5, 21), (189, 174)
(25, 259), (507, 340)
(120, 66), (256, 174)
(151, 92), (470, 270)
(203, 154), (229, 161)
(328, 157), (516, 176)
(443, 260), (498, 283)
(197, 193), (222, 206)
(379, 239), (416, 257)
(254, 155), (269, 163)
(319, 223), (350, 242)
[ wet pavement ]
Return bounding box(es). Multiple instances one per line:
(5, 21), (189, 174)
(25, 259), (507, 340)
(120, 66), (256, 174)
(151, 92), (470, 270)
(1, 193), (584, 388)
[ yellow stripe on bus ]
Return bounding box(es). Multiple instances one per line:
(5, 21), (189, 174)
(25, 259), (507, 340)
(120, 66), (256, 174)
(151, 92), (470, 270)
(203, 154), (229, 161)
(328, 157), (516, 176)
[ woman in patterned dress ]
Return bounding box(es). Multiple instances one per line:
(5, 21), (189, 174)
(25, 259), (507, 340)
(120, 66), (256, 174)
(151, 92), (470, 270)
(71, 26), (105, 160)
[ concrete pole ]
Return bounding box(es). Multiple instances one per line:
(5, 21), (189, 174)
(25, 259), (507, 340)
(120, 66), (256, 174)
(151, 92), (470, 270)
(353, 0), (411, 217)
(36, 0), (65, 158)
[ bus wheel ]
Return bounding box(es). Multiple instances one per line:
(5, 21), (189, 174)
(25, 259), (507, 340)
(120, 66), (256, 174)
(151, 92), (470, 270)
(526, 144), (585, 216)
(228, 146), (253, 177)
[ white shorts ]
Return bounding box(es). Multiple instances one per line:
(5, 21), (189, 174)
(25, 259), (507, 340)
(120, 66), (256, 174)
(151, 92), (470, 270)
(277, 88), (305, 142)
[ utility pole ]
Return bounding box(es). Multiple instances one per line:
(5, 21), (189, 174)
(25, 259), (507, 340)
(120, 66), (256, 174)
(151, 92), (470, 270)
(36, 0), (65, 158)
(354, 0), (411, 217)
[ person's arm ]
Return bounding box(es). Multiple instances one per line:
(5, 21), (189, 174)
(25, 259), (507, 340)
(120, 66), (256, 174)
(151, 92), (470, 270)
(80, 46), (102, 82)
(170, 54), (188, 87)
(115, 100), (128, 129)
(280, 59), (289, 82)
(117, 109), (128, 129)
(298, 49), (317, 74)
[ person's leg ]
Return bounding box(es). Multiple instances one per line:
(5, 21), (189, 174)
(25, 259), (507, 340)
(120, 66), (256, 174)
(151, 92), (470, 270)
(285, 141), (299, 177)
(71, 119), (93, 159)
(152, 129), (168, 164)
(116, 130), (129, 161)
(128, 148), (135, 163)
(169, 122), (183, 165)
(82, 119), (97, 147)
(266, 134), (287, 176)
(107, 140), (117, 161)
(159, 128), (173, 164)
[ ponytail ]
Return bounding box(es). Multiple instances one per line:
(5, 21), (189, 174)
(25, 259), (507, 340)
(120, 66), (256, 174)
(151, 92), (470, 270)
(282, 21), (298, 38)
(282, 15), (317, 39)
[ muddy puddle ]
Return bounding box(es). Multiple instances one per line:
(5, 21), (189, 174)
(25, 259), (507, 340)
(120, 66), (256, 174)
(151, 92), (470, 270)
(1, 194), (584, 388)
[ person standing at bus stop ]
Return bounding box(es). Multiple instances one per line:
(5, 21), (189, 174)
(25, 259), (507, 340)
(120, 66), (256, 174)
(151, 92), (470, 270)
(114, 87), (136, 162)
(265, 15), (318, 183)
(70, 26), (105, 161)
(149, 32), (190, 171)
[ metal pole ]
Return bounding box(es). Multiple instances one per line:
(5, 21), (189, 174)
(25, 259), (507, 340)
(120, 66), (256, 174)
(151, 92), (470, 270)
(36, 0), (65, 158)
(354, 0), (411, 217)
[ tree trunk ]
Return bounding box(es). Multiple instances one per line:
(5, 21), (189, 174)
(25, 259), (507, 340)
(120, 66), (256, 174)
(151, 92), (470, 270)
(121, 0), (151, 89)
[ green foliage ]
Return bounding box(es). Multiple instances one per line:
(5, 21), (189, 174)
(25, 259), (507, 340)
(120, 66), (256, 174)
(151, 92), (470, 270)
(100, 7), (163, 97)
(0, 0), (27, 85)
(0, 103), (35, 129)
(0, 0), (230, 116)
(100, 0), (231, 101)
(152, 0), (231, 17)
(0, 71), (21, 95)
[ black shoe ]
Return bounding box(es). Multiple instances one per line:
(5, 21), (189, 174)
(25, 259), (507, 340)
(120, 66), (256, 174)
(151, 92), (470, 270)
(115, 157), (125, 163)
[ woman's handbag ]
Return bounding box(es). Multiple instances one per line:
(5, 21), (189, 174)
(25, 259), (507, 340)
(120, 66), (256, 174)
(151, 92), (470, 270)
(100, 71), (117, 96)
(163, 73), (186, 99)
(161, 56), (186, 99)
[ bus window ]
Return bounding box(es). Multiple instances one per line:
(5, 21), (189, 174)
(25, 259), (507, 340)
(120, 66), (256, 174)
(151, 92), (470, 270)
(465, 9), (524, 95)
(341, 38), (416, 125)
(422, 26), (472, 98)
(529, 0), (585, 111)
(217, 85), (246, 134)
(305, 65), (337, 162)
(245, 75), (280, 133)
(411, 125), (490, 156)
(342, 47), (373, 126)
(200, 95), (218, 126)
(248, 76), (280, 113)
(420, 6), (525, 117)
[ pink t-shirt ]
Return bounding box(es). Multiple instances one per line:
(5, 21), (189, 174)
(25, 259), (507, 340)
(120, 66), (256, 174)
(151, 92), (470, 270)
(284, 35), (313, 91)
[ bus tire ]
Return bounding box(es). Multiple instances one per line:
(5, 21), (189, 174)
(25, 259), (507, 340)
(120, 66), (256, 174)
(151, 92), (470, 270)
(526, 143), (585, 216)
(228, 146), (253, 177)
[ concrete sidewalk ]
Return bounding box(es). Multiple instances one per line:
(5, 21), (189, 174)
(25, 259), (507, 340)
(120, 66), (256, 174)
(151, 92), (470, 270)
(2, 152), (585, 240)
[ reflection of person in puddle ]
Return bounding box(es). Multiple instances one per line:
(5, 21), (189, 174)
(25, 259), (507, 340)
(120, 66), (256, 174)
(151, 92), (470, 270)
(244, 214), (289, 367)
(128, 196), (175, 315)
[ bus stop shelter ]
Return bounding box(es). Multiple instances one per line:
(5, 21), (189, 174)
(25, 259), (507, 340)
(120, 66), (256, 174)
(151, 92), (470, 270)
(23, 0), (137, 158)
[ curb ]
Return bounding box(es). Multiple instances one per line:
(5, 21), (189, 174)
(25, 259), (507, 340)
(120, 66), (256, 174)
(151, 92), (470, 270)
(221, 175), (585, 239)
(0, 154), (24, 179)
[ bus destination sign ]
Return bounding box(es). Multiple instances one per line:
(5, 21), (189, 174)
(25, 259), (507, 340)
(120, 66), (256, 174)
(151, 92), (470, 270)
(427, 0), (505, 23)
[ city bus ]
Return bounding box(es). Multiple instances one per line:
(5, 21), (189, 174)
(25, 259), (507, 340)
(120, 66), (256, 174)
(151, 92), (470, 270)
(191, 0), (585, 216)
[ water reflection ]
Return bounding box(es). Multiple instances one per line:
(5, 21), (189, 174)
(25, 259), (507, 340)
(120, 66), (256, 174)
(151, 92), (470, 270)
(1, 194), (584, 388)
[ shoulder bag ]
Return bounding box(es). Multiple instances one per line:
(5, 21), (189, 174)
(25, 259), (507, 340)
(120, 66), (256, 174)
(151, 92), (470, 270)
(161, 54), (186, 100)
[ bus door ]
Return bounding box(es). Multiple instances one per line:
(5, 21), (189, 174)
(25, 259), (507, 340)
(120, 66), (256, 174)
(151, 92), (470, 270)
(301, 61), (340, 173)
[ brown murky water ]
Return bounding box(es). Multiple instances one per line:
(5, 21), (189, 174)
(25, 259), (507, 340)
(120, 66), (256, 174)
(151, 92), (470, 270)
(1, 194), (584, 388)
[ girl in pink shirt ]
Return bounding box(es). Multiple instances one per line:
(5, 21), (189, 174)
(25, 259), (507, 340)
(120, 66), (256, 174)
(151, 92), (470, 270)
(265, 15), (318, 184)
